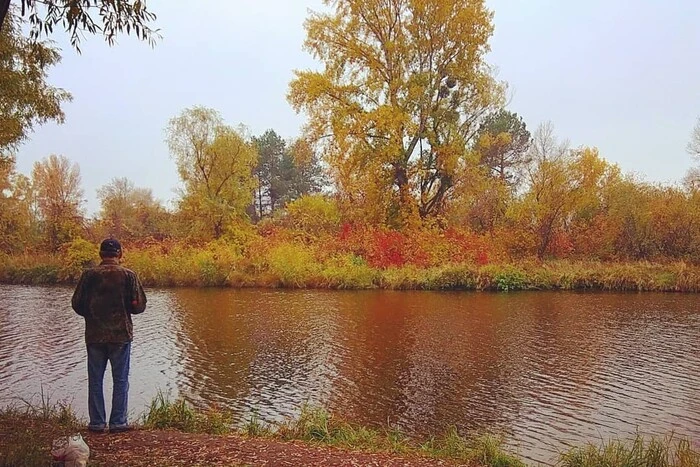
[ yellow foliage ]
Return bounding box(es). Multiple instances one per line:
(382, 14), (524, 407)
(267, 243), (320, 287)
(285, 195), (341, 236)
(289, 0), (503, 224)
(60, 238), (96, 281)
(166, 107), (258, 239)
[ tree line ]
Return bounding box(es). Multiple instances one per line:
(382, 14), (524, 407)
(1, 0), (699, 263)
(1, 108), (698, 263)
(0, 108), (324, 251)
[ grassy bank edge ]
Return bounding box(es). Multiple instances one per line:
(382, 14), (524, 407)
(142, 393), (524, 466)
(1, 254), (699, 292)
(1, 395), (699, 467)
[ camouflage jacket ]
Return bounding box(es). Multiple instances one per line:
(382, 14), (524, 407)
(71, 258), (147, 344)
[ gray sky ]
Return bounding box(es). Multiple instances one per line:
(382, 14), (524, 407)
(15, 0), (700, 215)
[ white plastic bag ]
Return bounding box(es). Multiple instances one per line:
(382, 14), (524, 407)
(51, 433), (90, 467)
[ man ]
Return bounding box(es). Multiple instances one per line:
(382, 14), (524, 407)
(71, 238), (147, 433)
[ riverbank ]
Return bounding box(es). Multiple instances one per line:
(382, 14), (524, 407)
(1, 246), (698, 292)
(1, 397), (698, 466)
(0, 398), (522, 466)
(1, 420), (457, 466)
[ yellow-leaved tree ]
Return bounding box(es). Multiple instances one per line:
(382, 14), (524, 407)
(166, 107), (257, 239)
(0, 154), (37, 252)
(97, 177), (168, 241)
(288, 0), (503, 226)
(31, 154), (84, 250)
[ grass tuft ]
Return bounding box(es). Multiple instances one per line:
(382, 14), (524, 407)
(559, 433), (700, 467)
(421, 428), (525, 466)
(17, 388), (81, 428)
(141, 391), (233, 435)
(242, 411), (273, 438)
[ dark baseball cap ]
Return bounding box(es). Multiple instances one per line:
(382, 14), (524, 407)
(100, 238), (122, 255)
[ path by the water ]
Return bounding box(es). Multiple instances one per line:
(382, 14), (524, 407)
(83, 429), (461, 466)
(0, 415), (464, 467)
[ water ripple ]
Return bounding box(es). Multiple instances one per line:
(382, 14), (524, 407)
(0, 286), (698, 464)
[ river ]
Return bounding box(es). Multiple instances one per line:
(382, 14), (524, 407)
(0, 285), (698, 464)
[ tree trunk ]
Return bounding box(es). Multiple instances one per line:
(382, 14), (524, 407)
(213, 219), (223, 239)
(420, 175), (452, 218)
(537, 214), (556, 259)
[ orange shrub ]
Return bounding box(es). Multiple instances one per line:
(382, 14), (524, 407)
(328, 224), (492, 269)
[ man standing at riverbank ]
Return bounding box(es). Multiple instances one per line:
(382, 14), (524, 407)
(71, 238), (147, 433)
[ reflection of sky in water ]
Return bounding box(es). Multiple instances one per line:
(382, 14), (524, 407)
(1, 285), (698, 465)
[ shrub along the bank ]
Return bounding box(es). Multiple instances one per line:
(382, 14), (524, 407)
(1, 238), (698, 292)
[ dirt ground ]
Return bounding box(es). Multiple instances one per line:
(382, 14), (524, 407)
(0, 416), (465, 466)
(83, 429), (462, 466)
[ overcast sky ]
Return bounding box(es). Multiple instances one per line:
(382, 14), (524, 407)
(14, 0), (700, 215)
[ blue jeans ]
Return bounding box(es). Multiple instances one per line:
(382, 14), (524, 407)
(86, 342), (131, 430)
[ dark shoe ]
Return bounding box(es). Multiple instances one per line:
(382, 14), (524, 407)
(109, 424), (132, 433)
(87, 425), (106, 433)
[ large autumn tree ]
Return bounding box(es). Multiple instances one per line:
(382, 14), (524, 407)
(289, 0), (503, 225)
(166, 106), (257, 239)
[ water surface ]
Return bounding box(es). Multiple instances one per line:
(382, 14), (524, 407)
(0, 285), (697, 464)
